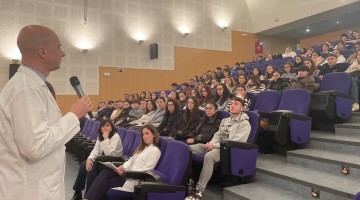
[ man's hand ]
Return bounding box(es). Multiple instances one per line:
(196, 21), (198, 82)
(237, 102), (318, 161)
(204, 142), (214, 152)
(186, 138), (194, 144)
(70, 96), (93, 119)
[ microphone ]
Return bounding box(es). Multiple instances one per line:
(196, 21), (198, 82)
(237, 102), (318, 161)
(70, 76), (93, 118)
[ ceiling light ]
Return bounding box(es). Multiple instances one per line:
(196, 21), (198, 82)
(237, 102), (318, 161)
(336, 21), (340, 24)
(306, 26), (310, 33)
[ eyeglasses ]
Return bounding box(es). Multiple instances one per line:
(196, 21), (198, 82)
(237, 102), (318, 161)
(205, 106), (215, 110)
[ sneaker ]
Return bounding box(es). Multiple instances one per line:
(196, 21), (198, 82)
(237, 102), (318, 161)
(352, 103), (359, 112)
(71, 191), (82, 200)
(184, 187), (202, 200)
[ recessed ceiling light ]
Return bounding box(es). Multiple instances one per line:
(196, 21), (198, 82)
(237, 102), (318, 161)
(306, 28), (310, 32)
(336, 21), (340, 24)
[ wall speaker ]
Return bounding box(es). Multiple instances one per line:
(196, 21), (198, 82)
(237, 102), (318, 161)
(150, 43), (158, 59)
(9, 64), (20, 80)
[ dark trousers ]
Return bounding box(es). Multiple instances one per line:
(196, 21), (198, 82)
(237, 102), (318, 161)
(85, 168), (126, 200)
(72, 160), (98, 195)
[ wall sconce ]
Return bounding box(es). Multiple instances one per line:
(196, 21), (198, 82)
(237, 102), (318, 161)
(82, 49), (88, 53)
(221, 26), (228, 31)
(183, 32), (189, 37)
(138, 40), (144, 44)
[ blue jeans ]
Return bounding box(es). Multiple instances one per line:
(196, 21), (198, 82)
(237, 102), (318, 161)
(73, 160), (98, 194)
(350, 78), (360, 103)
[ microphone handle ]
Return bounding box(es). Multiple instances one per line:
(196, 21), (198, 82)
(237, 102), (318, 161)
(74, 85), (93, 118)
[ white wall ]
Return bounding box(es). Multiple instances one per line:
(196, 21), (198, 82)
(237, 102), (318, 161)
(246, 0), (359, 33)
(0, 0), (252, 94)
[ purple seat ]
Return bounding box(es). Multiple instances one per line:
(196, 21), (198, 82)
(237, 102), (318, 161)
(252, 91), (281, 113)
(217, 110), (231, 119)
(106, 140), (189, 200)
(354, 191), (360, 200)
(310, 72), (352, 121)
(247, 92), (257, 111)
(268, 89), (312, 145)
(117, 127), (127, 143)
(122, 130), (138, 156)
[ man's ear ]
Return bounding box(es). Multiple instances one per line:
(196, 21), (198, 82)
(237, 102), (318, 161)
(38, 47), (46, 59)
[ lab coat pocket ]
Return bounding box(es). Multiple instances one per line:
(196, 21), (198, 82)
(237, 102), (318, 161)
(38, 171), (61, 200)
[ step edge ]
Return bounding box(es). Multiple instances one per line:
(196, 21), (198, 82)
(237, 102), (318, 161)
(256, 167), (356, 199)
(287, 150), (360, 169)
(310, 136), (360, 146)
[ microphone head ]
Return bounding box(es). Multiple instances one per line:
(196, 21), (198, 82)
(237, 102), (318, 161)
(70, 76), (80, 87)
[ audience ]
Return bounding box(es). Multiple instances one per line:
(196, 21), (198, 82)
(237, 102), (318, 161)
(85, 124), (161, 200)
(288, 66), (318, 93)
(71, 119), (123, 200)
(185, 97), (251, 200)
(267, 71), (289, 92)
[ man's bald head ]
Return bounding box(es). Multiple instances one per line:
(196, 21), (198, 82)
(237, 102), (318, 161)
(17, 25), (58, 56)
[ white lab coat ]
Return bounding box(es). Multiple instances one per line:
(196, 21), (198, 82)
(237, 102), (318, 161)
(0, 66), (80, 200)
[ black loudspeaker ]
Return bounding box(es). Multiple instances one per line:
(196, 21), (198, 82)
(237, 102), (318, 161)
(150, 43), (158, 59)
(9, 64), (20, 80)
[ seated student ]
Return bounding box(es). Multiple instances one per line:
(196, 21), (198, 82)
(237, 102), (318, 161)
(118, 100), (144, 127)
(293, 55), (304, 72)
(199, 86), (212, 108)
(126, 100), (157, 128)
(267, 71), (289, 92)
(157, 99), (183, 138)
(145, 92), (151, 100)
(109, 100), (123, 122)
(281, 62), (297, 79)
(263, 64), (275, 80)
(150, 92), (158, 101)
(224, 77), (236, 93)
(252, 67), (264, 80)
(282, 46), (297, 58)
(178, 91), (188, 108)
(185, 101), (222, 145)
(176, 97), (201, 141)
(185, 97), (251, 200)
(129, 97), (166, 131)
(318, 53), (346, 79)
(245, 75), (266, 94)
(311, 51), (325, 67)
(303, 58), (319, 76)
(85, 124), (161, 200)
(236, 74), (248, 85)
(225, 85), (251, 111)
(97, 101), (115, 120)
(213, 83), (232, 110)
(288, 65), (318, 93)
(71, 119), (123, 200)
(113, 101), (132, 126)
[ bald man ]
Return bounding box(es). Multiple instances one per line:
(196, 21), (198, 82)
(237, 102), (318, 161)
(0, 25), (93, 200)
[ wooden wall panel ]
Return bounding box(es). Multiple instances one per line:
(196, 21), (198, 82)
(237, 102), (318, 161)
(300, 29), (347, 48)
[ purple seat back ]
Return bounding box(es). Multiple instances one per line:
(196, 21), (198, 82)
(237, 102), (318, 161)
(244, 111), (259, 144)
(319, 72), (351, 94)
(354, 192), (360, 200)
(252, 91), (281, 113)
(247, 92), (257, 111)
(278, 89), (310, 115)
(80, 119), (91, 136)
(155, 137), (169, 169)
(217, 110), (231, 119)
(128, 132), (142, 156)
(156, 140), (190, 184)
(117, 127), (127, 143)
(89, 121), (100, 140)
(122, 130), (137, 156)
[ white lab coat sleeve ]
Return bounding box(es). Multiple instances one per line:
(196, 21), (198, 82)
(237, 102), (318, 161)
(88, 139), (101, 161)
(102, 134), (121, 156)
(11, 87), (79, 162)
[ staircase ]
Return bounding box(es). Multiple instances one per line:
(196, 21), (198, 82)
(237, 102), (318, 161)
(223, 112), (360, 200)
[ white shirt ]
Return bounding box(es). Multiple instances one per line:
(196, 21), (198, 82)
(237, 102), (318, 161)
(0, 66), (80, 200)
(88, 133), (123, 160)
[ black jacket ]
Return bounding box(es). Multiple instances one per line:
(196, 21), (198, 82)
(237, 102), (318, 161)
(157, 111), (183, 137)
(178, 110), (201, 137)
(267, 78), (289, 92)
(186, 112), (222, 144)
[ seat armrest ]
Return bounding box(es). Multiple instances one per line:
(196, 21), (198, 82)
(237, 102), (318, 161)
(284, 112), (312, 121)
(221, 140), (258, 150)
(123, 170), (162, 182)
(257, 111), (271, 118)
(330, 90), (353, 99)
(96, 155), (126, 163)
(134, 182), (186, 193)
